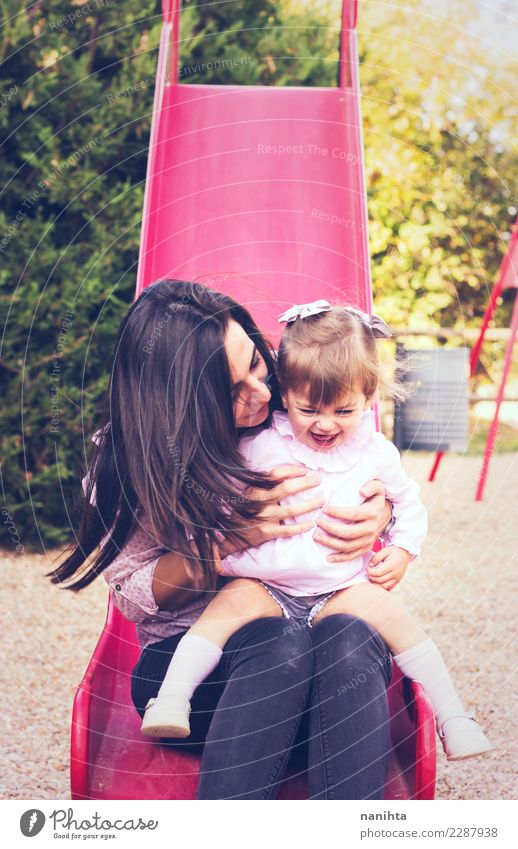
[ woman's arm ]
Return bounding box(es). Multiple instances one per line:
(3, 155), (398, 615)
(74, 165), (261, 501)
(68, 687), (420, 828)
(153, 478), (390, 607)
(151, 550), (208, 611)
(153, 467), (332, 609)
(217, 470), (391, 562)
(155, 476), (389, 608)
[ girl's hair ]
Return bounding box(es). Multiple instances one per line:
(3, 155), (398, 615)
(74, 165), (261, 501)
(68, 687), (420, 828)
(48, 279), (282, 592)
(277, 307), (405, 407)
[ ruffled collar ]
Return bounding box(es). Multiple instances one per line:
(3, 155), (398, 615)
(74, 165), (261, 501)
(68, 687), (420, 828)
(271, 409), (376, 472)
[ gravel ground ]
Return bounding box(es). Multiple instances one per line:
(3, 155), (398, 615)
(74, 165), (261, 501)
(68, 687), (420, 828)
(1, 451), (517, 800)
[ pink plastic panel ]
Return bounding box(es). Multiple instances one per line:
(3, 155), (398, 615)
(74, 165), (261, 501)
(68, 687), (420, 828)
(136, 80), (371, 344)
(71, 600), (435, 800)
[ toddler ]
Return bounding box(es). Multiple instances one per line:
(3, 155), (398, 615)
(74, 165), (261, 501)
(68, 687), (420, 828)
(141, 301), (492, 762)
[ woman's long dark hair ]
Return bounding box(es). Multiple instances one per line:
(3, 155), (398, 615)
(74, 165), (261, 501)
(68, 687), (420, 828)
(49, 279), (282, 591)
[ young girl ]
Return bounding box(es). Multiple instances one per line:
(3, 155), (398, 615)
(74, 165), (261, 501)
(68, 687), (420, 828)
(141, 301), (492, 762)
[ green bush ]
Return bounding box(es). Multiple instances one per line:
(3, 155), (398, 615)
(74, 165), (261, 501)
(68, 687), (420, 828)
(0, 0), (162, 547)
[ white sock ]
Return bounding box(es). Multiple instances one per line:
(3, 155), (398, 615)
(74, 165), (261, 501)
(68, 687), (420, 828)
(157, 634), (223, 702)
(393, 638), (468, 728)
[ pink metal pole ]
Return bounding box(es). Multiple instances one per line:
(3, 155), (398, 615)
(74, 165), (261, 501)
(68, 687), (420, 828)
(428, 450), (444, 482)
(475, 290), (518, 500)
(428, 275), (501, 481)
(469, 278), (505, 375)
(161, 0), (173, 23)
(470, 223), (518, 374)
(339, 1), (358, 88)
(429, 220), (518, 482)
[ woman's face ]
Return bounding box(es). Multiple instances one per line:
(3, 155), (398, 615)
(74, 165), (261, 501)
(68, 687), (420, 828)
(225, 320), (271, 428)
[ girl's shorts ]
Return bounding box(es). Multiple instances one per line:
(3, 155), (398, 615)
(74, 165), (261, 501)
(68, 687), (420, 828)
(260, 582), (334, 627)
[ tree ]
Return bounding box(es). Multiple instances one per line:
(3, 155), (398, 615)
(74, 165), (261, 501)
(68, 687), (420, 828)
(0, 0), (162, 546)
(358, 0), (517, 330)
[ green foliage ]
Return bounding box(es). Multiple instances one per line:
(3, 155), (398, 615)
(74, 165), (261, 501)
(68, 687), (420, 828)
(358, 0), (517, 333)
(179, 0), (340, 86)
(0, 0), (162, 548)
(1, 0), (516, 550)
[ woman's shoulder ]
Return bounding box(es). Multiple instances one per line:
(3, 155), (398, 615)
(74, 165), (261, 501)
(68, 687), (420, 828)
(102, 515), (167, 577)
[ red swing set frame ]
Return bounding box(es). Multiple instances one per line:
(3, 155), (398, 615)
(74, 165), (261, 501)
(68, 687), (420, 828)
(428, 220), (518, 499)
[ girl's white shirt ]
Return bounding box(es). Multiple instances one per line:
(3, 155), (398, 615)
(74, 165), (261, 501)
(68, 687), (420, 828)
(221, 410), (428, 596)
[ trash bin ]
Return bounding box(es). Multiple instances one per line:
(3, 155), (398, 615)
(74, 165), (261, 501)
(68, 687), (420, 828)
(393, 347), (469, 452)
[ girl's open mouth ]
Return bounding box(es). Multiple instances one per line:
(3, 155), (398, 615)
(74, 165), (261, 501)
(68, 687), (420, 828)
(310, 432), (339, 448)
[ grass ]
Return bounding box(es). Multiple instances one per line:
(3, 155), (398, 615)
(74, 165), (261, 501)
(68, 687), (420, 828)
(464, 417), (518, 456)
(381, 405), (518, 456)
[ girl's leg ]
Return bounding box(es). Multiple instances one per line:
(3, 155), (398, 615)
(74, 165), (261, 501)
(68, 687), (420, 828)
(315, 584), (492, 760)
(131, 631), (224, 744)
(313, 581), (427, 654)
(141, 579), (282, 737)
(159, 578), (282, 697)
(307, 614), (392, 799)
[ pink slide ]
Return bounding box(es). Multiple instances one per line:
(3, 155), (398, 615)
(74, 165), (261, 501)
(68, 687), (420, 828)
(70, 0), (436, 800)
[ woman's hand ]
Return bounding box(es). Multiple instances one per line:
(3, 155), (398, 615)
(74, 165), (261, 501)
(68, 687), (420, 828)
(219, 465), (325, 556)
(313, 480), (392, 563)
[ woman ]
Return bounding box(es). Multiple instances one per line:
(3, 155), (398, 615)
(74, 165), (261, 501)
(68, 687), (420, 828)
(50, 279), (393, 800)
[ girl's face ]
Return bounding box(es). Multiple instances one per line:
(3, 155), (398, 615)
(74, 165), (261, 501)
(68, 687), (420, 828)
(225, 320), (271, 428)
(282, 384), (372, 451)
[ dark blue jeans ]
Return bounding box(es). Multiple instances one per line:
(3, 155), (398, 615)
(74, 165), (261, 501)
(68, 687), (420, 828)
(131, 614), (392, 800)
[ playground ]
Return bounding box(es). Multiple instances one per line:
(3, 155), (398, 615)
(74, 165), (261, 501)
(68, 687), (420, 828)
(1, 451), (517, 800)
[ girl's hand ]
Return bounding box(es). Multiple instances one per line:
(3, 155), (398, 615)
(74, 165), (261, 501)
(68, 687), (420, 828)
(219, 465), (325, 555)
(314, 480), (391, 562)
(367, 545), (412, 591)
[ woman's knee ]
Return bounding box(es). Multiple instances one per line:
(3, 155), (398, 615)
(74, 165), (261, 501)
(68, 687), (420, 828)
(311, 614), (391, 677)
(130, 638), (182, 716)
(225, 616), (314, 679)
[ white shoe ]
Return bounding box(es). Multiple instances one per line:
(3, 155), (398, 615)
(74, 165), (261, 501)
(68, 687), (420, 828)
(438, 712), (493, 761)
(140, 694), (191, 739)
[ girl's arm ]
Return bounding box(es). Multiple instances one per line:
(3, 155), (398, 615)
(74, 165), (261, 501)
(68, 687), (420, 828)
(374, 439), (428, 555)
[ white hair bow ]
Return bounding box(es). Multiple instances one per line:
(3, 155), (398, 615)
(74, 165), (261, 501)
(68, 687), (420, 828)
(344, 307), (392, 339)
(278, 299), (332, 324)
(277, 300), (392, 338)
